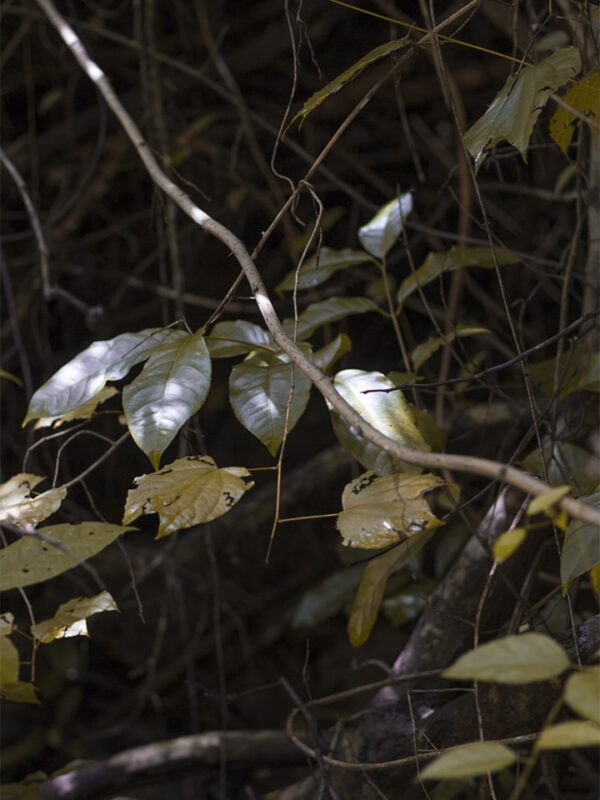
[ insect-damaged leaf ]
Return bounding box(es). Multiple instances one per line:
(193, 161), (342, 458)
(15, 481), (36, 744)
(443, 632), (570, 684)
(229, 349), (312, 457)
(549, 70), (600, 154)
(31, 590), (118, 644)
(0, 524), (133, 591)
(463, 46), (581, 168)
(537, 720), (600, 750)
(206, 320), (274, 358)
(122, 456), (254, 539)
(123, 330), (212, 469)
(337, 471), (443, 550)
(276, 248), (374, 294)
(23, 328), (185, 425)
(0, 474), (66, 527)
(358, 194), (413, 260)
(420, 742), (517, 781)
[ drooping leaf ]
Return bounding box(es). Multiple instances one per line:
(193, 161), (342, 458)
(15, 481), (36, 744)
(564, 667), (600, 725)
(24, 328), (185, 425)
(229, 348), (312, 456)
(358, 194), (413, 260)
(290, 38), (410, 128)
(122, 456), (254, 539)
(493, 528), (527, 564)
(32, 387), (119, 430)
(313, 333), (352, 372)
(537, 720), (600, 750)
(0, 523), (133, 591)
(443, 632), (570, 684)
(284, 297), (380, 341)
(411, 326), (491, 371)
(348, 533), (433, 647)
(420, 742), (517, 781)
(549, 70), (600, 154)
(276, 248), (374, 294)
(31, 591), (118, 644)
(0, 474), (66, 527)
(463, 46), (581, 168)
(337, 471), (443, 550)
(561, 491), (600, 585)
(205, 320), (274, 358)
(527, 485), (570, 517)
(292, 568), (362, 630)
(522, 442), (600, 496)
(123, 330), (212, 469)
(330, 370), (429, 475)
(397, 246), (518, 308)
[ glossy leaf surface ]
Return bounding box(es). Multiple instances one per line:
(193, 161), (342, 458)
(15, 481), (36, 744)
(358, 194), (413, 259)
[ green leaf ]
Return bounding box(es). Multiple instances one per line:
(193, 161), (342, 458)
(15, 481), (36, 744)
(463, 46), (581, 168)
(276, 248), (374, 294)
(529, 346), (599, 399)
(0, 613), (15, 637)
(0, 474), (66, 527)
(522, 442), (600, 496)
(411, 326), (491, 371)
(292, 568), (362, 630)
(229, 348), (312, 456)
(24, 328), (184, 425)
(527, 485), (570, 517)
(561, 491), (600, 585)
(348, 534), (434, 647)
(312, 333), (352, 372)
(537, 720), (600, 750)
(290, 38), (410, 128)
(205, 320), (274, 358)
(0, 368), (23, 387)
(337, 471), (444, 549)
(409, 405), (444, 452)
(549, 70), (600, 154)
(397, 247), (518, 308)
(0, 523), (133, 591)
(32, 387), (119, 430)
(443, 632), (570, 684)
(358, 194), (413, 260)
(122, 455), (254, 539)
(493, 528), (527, 564)
(31, 591), (118, 644)
(564, 667), (600, 725)
(285, 297), (380, 341)
(123, 330), (212, 469)
(330, 369), (429, 475)
(420, 742), (517, 781)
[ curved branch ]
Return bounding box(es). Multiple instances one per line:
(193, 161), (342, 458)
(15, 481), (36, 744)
(33, 0), (600, 528)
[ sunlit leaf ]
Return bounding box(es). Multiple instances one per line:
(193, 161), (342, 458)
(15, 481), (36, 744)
(358, 194), (413, 260)
(420, 742), (517, 781)
(31, 591), (118, 644)
(443, 632), (570, 684)
(292, 568), (362, 630)
(537, 720), (600, 750)
(313, 333), (352, 372)
(229, 348), (312, 456)
(411, 326), (491, 371)
(123, 330), (212, 469)
(463, 47), (581, 168)
(549, 70), (600, 154)
(0, 523), (133, 591)
(284, 297), (380, 341)
(32, 387), (119, 430)
(330, 370), (429, 475)
(493, 528), (527, 564)
(397, 247), (518, 308)
(290, 38), (410, 128)
(205, 320), (274, 358)
(0, 474), (66, 527)
(564, 667), (600, 725)
(122, 455), (254, 539)
(527, 485), (570, 517)
(561, 491), (600, 585)
(522, 442), (600, 496)
(337, 471), (443, 550)
(24, 328), (184, 425)
(276, 248), (374, 294)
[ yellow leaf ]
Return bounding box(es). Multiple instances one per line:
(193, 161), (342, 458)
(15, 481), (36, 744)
(0, 474), (66, 528)
(0, 613), (15, 636)
(0, 637), (38, 704)
(537, 720), (600, 750)
(527, 485), (570, 517)
(493, 528), (527, 564)
(564, 668), (600, 725)
(33, 387), (118, 429)
(549, 70), (600, 154)
(420, 741), (516, 781)
(32, 591), (118, 644)
(590, 563), (600, 602)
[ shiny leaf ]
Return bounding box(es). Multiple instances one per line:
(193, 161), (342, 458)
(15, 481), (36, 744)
(0, 474), (66, 527)
(420, 742), (517, 781)
(313, 333), (352, 372)
(31, 591), (118, 644)
(276, 248), (374, 294)
(205, 320), (274, 358)
(549, 70), (600, 154)
(358, 194), (413, 259)
(32, 386), (119, 430)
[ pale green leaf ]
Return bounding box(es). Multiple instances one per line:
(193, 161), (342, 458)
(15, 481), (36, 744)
(33, 387), (118, 430)
(522, 442), (600, 496)
(24, 328), (184, 425)
(290, 39), (410, 127)
(527, 485), (570, 516)
(564, 668), (600, 725)
(411, 326), (491, 371)
(205, 320), (274, 358)
(337, 471), (444, 549)
(493, 528), (527, 564)
(420, 742), (517, 781)
(561, 492), (600, 585)
(0, 635), (19, 684)
(122, 455), (254, 539)
(358, 194), (413, 259)
(313, 333), (352, 372)
(285, 297), (380, 341)
(464, 47), (581, 168)
(292, 568), (362, 630)
(0, 523), (133, 591)
(0, 613), (15, 636)
(276, 248), (374, 294)
(31, 591), (118, 644)
(0, 474), (66, 527)
(549, 70), (600, 154)
(443, 632), (570, 683)
(537, 720), (600, 750)
(229, 348), (312, 456)
(330, 369), (429, 475)
(123, 330), (212, 469)
(397, 247), (518, 308)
